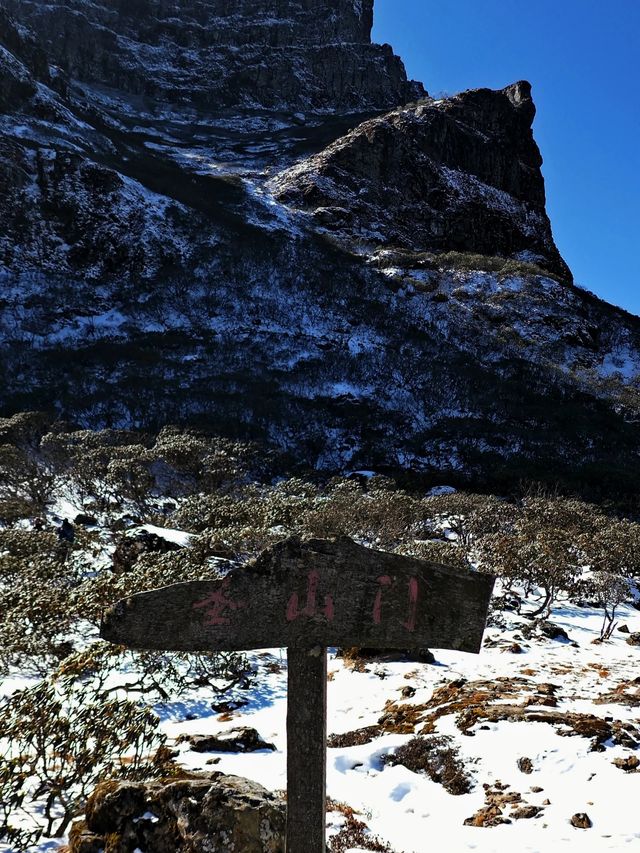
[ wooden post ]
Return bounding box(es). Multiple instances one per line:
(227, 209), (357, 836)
(286, 646), (327, 853)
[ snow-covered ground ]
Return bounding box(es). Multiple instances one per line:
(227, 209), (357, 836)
(141, 596), (640, 851)
(2, 573), (640, 851)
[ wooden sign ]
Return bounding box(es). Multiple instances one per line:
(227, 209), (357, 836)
(100, 536), (495, 852)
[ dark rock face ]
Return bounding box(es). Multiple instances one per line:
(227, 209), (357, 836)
(4, 0), (424, 111)
(2, 0), (640, 496)
(66, 774), (286, 852)
(271, 82), (570, 279)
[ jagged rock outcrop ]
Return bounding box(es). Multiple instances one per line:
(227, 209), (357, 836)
(3, 0), (424, 111)
(65, 774), (285, 853)
(271, 82), (570, 279)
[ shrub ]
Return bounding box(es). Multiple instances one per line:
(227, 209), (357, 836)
(0, 530), (87, 674)
(56, 642), (254, 702)
(396, 539), (470, 569)
(474, 497), (634, 617)
(0, 677), (165, 846)
(476, 501), (582, 617)
(0, 444), (56, 511)
(384, 735), (472, 795)
(583, 571), (631, 640)
(422, 492), (515, 548)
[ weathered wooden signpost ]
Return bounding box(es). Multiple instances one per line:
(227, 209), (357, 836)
(101, 536), (494, 852)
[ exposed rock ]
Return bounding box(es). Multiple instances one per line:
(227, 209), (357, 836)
(73, 513), (98, 526)
(112, 528), (182, 574)
(511, 805), (543, 819)
(68, 774), (285, 853)
(3, 0), (423, 112)
(345, 646), (436, 664)
(181, 728), (277, 754)
(211, 698), (249, 715)
(465, 781), (545, 827)
(538, 621), (570, 641)
(377, 677), (640, 750)
(270, 82), (570, 279)
(463, 804), (510, 828)
(517, 757), (534, 774)
(570, 812), (593, 829)
(625, 633), (640, 646)
(613, 756), (640, 772)
(521, 620), (570, 642)
(595, 679), (640, 707)
(618, 624), (630, 633)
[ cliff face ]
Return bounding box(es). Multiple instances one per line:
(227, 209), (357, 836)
(270, 82), (570, 279)
(3, 0), (424, 111)
(1, 0), (639, 494)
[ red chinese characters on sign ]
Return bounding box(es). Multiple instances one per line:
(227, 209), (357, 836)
(286, 570), (335, 623)
(373, 575), (420, 632)
(192, 570), (421, 633)
(193, 577), (246, 626)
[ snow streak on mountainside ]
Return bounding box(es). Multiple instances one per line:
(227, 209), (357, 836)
(1, 0), (640, 494)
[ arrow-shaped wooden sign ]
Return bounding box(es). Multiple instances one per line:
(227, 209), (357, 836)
(101, 536), (495, 852)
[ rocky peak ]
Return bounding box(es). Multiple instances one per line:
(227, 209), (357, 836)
(270, 82), (571, 279)
(2, 0), (424, 111)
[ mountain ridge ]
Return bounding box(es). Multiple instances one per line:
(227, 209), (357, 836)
(1, 0), (639, 496)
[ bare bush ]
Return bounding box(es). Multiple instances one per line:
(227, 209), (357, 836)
(384, 735), (472, 795)
(0, 530), (87, 674)
(0, 678), (165, 846)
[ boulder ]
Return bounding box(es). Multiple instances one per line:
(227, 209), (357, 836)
(521, 620), (570, 642)
(67, 774), (286, 853)
(512, 805), (543, 819)
(613, 756), (640, 772)
(181, 728), (277, 754)
(517, 757), (533, 774)
(570, 812), (593, 829)
(112, 529), (182, 573)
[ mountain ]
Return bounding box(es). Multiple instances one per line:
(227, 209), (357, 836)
(1, 0), (639, 496)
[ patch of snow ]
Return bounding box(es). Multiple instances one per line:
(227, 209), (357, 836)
(138, 524), (193, 547)
(427, 485), (457, 497)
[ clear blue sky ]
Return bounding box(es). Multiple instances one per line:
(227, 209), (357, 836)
(373, 0), (640, 316)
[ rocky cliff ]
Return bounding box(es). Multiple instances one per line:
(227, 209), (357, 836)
(271, 81), (570, 279)
(1, 0), (639, 495)
(3, 0), (423, 111)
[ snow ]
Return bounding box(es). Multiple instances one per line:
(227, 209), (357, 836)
(126, 592), (640, 853)
(138, 524), (193, 547)
(3, 503), (640, 853)
(427, 485), (457, 497)
(597, 345), (640, 380)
